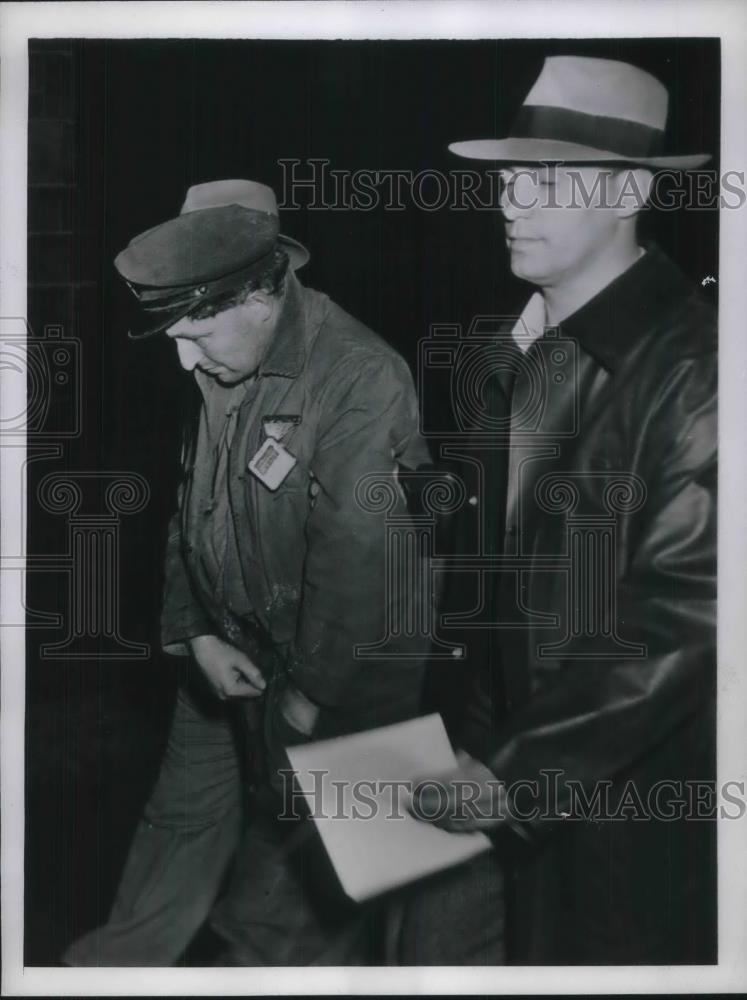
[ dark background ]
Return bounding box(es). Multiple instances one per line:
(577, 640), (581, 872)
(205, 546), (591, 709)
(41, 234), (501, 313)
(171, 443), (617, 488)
(25, 37), (719, 965)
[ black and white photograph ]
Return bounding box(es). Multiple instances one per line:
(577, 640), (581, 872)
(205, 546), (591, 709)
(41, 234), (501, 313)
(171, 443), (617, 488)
(1, 1), (746, 994)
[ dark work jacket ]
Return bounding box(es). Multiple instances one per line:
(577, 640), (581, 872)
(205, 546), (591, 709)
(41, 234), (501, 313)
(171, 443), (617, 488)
(447, 246), (717, 964)
(161, 273), (432, 738)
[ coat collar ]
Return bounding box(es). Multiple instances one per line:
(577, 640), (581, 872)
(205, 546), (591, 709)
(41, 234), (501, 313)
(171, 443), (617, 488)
(257, 269), (307, 378)
(547, 243), (693, 372)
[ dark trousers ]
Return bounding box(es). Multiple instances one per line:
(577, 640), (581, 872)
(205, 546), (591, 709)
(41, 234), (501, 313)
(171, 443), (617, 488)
(391, 850), (506, 965)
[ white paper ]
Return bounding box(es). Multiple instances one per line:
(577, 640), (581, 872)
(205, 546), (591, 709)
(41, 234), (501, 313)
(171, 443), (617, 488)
(286, 713), (491, 902)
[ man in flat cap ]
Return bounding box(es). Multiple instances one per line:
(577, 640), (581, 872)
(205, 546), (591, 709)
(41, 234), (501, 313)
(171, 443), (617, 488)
(64, 179), (431, 965)
(403, 56), (717, 964)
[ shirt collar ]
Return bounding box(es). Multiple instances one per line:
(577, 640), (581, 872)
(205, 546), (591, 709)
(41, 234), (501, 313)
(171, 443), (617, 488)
(511, 291), (546, 353)
(547, 244), (693, 372)
(194, 369), (254, 431)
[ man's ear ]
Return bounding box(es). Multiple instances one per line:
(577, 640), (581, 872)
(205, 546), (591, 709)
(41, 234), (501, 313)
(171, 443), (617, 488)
(246, 289), (275, 322)
(614, 167), (654, 218)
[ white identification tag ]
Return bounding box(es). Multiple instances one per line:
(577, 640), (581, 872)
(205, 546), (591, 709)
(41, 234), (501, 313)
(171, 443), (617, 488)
(248, 437), (297, 490)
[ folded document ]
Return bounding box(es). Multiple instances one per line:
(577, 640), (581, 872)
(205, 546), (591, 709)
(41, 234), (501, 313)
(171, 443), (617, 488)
(286, 713), (491, 902)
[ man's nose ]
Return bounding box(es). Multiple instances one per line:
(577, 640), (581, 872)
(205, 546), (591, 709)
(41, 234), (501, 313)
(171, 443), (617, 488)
(173, 336), (203, 372)
(499, 174), (535, 221)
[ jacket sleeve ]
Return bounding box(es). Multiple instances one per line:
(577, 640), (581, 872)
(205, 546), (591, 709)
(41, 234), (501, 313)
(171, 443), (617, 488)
(285, 351), (433, 718)
(486, 353), (717, 838)
(160, 492), (213, 658)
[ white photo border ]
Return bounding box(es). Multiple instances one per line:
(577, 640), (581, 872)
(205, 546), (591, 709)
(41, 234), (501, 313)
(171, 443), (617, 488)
(1, 1), (745, 994)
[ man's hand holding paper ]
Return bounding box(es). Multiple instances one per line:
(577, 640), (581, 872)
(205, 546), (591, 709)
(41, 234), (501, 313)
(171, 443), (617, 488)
(285, 714), (492, 903)
(409, 750), (508, 833)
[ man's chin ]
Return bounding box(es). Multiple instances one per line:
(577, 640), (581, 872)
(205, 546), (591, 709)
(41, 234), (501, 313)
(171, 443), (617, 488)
(509, 247), (555, 284)
(215, 371), (253, 387)
(196, 363), (256, 386)
(197, 364), (232, 382)
(510, 261), (546, 285)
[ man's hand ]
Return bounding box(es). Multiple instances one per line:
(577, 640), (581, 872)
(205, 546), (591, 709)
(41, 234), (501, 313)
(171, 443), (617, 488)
(408, 750), (508, 833)
(279, 683), (319, 736)
(188, 634), (266, 700)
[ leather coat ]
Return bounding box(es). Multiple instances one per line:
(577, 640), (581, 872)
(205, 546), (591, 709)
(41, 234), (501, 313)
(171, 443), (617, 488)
(444, 245), (717, 962)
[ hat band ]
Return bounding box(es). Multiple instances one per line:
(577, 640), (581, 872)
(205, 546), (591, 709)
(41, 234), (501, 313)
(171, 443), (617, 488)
(511, 105), (664, 159)
(128, 248), (278, 314)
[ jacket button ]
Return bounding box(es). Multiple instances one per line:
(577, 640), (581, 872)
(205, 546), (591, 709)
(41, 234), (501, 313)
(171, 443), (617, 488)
(468, 495), (478, 506)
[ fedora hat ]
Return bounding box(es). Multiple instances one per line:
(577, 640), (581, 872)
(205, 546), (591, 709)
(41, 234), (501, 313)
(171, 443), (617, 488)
(115, 179), (310, 339)
(449, 56), (710, 169)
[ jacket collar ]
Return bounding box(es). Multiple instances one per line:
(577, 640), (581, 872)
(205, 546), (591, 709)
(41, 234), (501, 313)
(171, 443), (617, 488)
(542, 243), (693, 372)
(257, 269), (307, 378)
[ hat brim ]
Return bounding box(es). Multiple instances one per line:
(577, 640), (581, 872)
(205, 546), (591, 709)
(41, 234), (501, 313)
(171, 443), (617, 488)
(449, 138), (711, 170)
(127, 298), (200, 341)
(127, 233), (310, 341)
(279, 233), (310, 270)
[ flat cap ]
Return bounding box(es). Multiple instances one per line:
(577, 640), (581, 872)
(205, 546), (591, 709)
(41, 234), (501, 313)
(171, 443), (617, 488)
(114, 179), (310, 339)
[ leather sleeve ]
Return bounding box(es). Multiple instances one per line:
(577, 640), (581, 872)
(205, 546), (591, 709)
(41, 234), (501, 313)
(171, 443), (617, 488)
(486, 352), (717, 838)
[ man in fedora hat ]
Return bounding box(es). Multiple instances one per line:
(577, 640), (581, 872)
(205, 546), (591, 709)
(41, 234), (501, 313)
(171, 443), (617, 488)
(64, 179), (432, 965)
(402, 56), (717, 964)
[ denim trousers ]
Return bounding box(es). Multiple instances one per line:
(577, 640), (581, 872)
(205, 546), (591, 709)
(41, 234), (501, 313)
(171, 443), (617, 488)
(63, 675), (374, 967)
